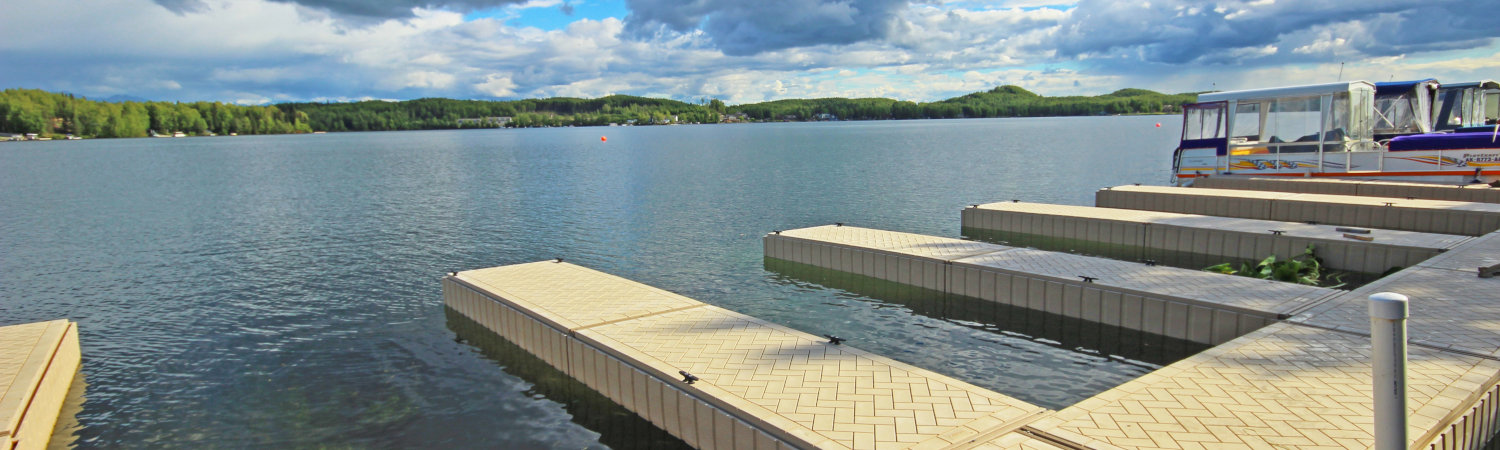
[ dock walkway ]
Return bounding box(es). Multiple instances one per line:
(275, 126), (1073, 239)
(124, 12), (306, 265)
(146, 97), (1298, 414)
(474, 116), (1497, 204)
(444, 262), (1052, 450)
(1096, 185), (1500, 236)
(765, 225), (1339, 345)
(1, 320), (80, 450)
(961, 201), (1470, 274)
(1193, 176), (1500, 203)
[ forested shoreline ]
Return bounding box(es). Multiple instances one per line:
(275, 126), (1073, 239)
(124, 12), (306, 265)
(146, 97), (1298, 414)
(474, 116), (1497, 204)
(0, 86), (1197, 139)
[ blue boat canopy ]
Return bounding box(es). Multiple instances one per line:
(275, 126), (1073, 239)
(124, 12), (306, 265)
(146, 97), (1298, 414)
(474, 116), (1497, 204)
(1375, 79), (1439, 96)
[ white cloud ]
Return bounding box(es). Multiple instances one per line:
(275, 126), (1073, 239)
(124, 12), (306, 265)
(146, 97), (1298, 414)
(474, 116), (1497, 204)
(0, 0), (1497, 106)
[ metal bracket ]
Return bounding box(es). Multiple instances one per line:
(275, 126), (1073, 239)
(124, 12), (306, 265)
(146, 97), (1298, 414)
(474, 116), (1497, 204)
(1269, 230), (1285, 235)
(679, 370), (699, 384)
(1078, 275), (1097, 283)
(824, 334), (845, 345)
(554, 257), (564, 263)
(1142, 260), (1157, 266)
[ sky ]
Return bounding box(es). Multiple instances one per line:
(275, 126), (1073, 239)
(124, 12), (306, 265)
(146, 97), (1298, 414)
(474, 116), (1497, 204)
(1, 0), (1498, 105)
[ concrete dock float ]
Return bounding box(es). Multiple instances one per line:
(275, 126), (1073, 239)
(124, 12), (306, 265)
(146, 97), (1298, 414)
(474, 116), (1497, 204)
(764, 225), (1340, 345)
(2, 320), (80, 450)
(443, 261), (1053, 450)
(766, 223), (1500, 448)
(961, 201), (1471, 274)
(1095, 185), (1500, 236)
(1194, 176), (1500, 203)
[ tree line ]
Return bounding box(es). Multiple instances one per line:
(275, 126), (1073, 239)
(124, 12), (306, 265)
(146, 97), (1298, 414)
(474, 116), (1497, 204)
(1, 86), (1197, 138)
(0, 88), (312, 138)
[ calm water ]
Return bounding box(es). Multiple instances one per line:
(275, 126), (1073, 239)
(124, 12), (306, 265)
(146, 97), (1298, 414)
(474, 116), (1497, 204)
(0, 117), (1187, 448)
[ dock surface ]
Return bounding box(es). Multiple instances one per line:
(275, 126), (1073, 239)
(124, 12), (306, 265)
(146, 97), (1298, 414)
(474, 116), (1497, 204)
(1096, 185), (1500, 236)
(766, 224), (1500, 448)
(766, 225), (1339, 345)
(445, 262), (1051, 449)
(962, 201), (1470, 274)
(1193, 176), (1500, 203)
(1, 320), (80, 450)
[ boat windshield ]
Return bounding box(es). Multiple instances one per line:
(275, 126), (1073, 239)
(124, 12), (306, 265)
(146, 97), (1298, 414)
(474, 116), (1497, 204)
(1182, 103), (1225, 141)
(1435, 81), (1500, 129)
(1374, 80), (1435, 136)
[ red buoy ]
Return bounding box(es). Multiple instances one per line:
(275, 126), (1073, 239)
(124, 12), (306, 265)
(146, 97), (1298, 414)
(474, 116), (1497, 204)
(1155, 123), (1162, 128)
(601, 136), (607, 142)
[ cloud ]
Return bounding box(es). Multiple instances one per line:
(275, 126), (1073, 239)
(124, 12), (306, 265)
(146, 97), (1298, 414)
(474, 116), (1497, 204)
(5, 0), (1500, 108)
(151, 0), (527, 18)
(1041, 0), (1497, 67)
(623, 0), (913, 56)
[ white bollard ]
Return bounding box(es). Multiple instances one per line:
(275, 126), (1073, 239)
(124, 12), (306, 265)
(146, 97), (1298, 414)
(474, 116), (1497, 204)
(1369, 292), (1409, 450)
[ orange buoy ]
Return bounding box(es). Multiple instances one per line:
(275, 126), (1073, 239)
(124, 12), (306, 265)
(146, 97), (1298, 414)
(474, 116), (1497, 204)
(600, 136), (607, 142)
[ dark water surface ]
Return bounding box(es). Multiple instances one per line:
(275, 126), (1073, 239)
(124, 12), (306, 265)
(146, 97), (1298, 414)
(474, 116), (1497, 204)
(0, 117), (1186, 448)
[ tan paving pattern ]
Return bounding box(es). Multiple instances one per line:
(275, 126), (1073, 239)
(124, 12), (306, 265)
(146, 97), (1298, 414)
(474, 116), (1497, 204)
(585, 306), (1046, 449)
(975, 202), (1181, 223)
(1415, 231), (1500, 271)
(456, 261), (702, 330)
(781, 225), (1004, 261)
(1028, 322), (1500, 449)
(1111, 184), (1500, 211)
(1292, 266), (1500, 358)
(458, 261), (1049, 449)
(954, 248), (1335, 315)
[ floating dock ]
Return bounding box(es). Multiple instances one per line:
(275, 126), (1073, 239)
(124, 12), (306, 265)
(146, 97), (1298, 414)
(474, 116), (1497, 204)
(1193, 176), (1500, 203)
(1, 320), (80, 450)
(961, 201), (1471, 274)
(443, 261), (1054, 450)
(1096, 185), (1500, 236)
(764, 225), (1339, 345)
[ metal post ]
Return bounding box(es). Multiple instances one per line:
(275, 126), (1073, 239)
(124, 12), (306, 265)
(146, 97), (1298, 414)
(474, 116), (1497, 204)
(1369, 292), (1409, 450)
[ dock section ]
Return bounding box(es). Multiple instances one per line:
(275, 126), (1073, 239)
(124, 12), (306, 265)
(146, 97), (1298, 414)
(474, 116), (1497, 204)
(1022, 320), (1500, 449)
(1194, 176), (1500, 203)
(765, 225), (1340, 345)
(961, 201), (1471, 274)
(1096, 185), (1500, 236)
(2, 320), (80, 450)
(443, 261), (1051, 450)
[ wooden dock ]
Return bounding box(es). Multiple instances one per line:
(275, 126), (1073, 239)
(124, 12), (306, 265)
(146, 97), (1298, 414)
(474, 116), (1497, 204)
(1, 320), (80, 450)
(443, 262), (1054, 450)
(1096, 185), (1500, 236)
(962, 201), (1471, 274)
(764, 225), (1339, 345)
(1193, 176), (1500, 203)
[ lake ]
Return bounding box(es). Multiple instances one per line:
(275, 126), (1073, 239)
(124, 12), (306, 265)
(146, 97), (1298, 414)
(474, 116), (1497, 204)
(0, 116), (1189, 448)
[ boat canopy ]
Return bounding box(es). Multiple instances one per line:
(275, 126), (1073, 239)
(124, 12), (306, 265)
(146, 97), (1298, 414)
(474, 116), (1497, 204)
(1182, 80), (1377, 156)
(1375, 79), (1438, 95)
(1198, 81), (1376, 103)
(1374, 79), (1438, 137)
(1435, 80), (1500, 130)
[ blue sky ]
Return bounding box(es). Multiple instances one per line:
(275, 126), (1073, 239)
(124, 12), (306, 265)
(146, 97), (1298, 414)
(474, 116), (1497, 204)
(1, 0), (1497, 105)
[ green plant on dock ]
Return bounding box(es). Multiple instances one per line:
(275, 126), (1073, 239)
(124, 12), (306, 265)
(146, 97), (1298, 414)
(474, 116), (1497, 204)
(1204, 244), (1345, 288)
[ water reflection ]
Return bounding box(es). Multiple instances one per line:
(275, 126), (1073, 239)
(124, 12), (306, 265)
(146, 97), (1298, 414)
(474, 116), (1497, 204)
(47, 370), (87, 450)
(764, 257), (1211, 370)
(444, 307), (690, 450)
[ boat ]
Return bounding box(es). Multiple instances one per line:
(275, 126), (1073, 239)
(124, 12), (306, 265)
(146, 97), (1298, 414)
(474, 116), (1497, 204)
(1373, 78), (1438, 141)
(1433, 80), (1500, 132)
(1171, 80), (1500, 185)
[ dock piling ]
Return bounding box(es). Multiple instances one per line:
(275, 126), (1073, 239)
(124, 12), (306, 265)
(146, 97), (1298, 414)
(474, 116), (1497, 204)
(1369, 292), (1410, 450)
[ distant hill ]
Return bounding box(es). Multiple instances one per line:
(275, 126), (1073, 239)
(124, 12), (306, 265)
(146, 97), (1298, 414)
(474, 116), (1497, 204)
(1, 85), (1200, 137)
(727, 85), (1196, 121)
